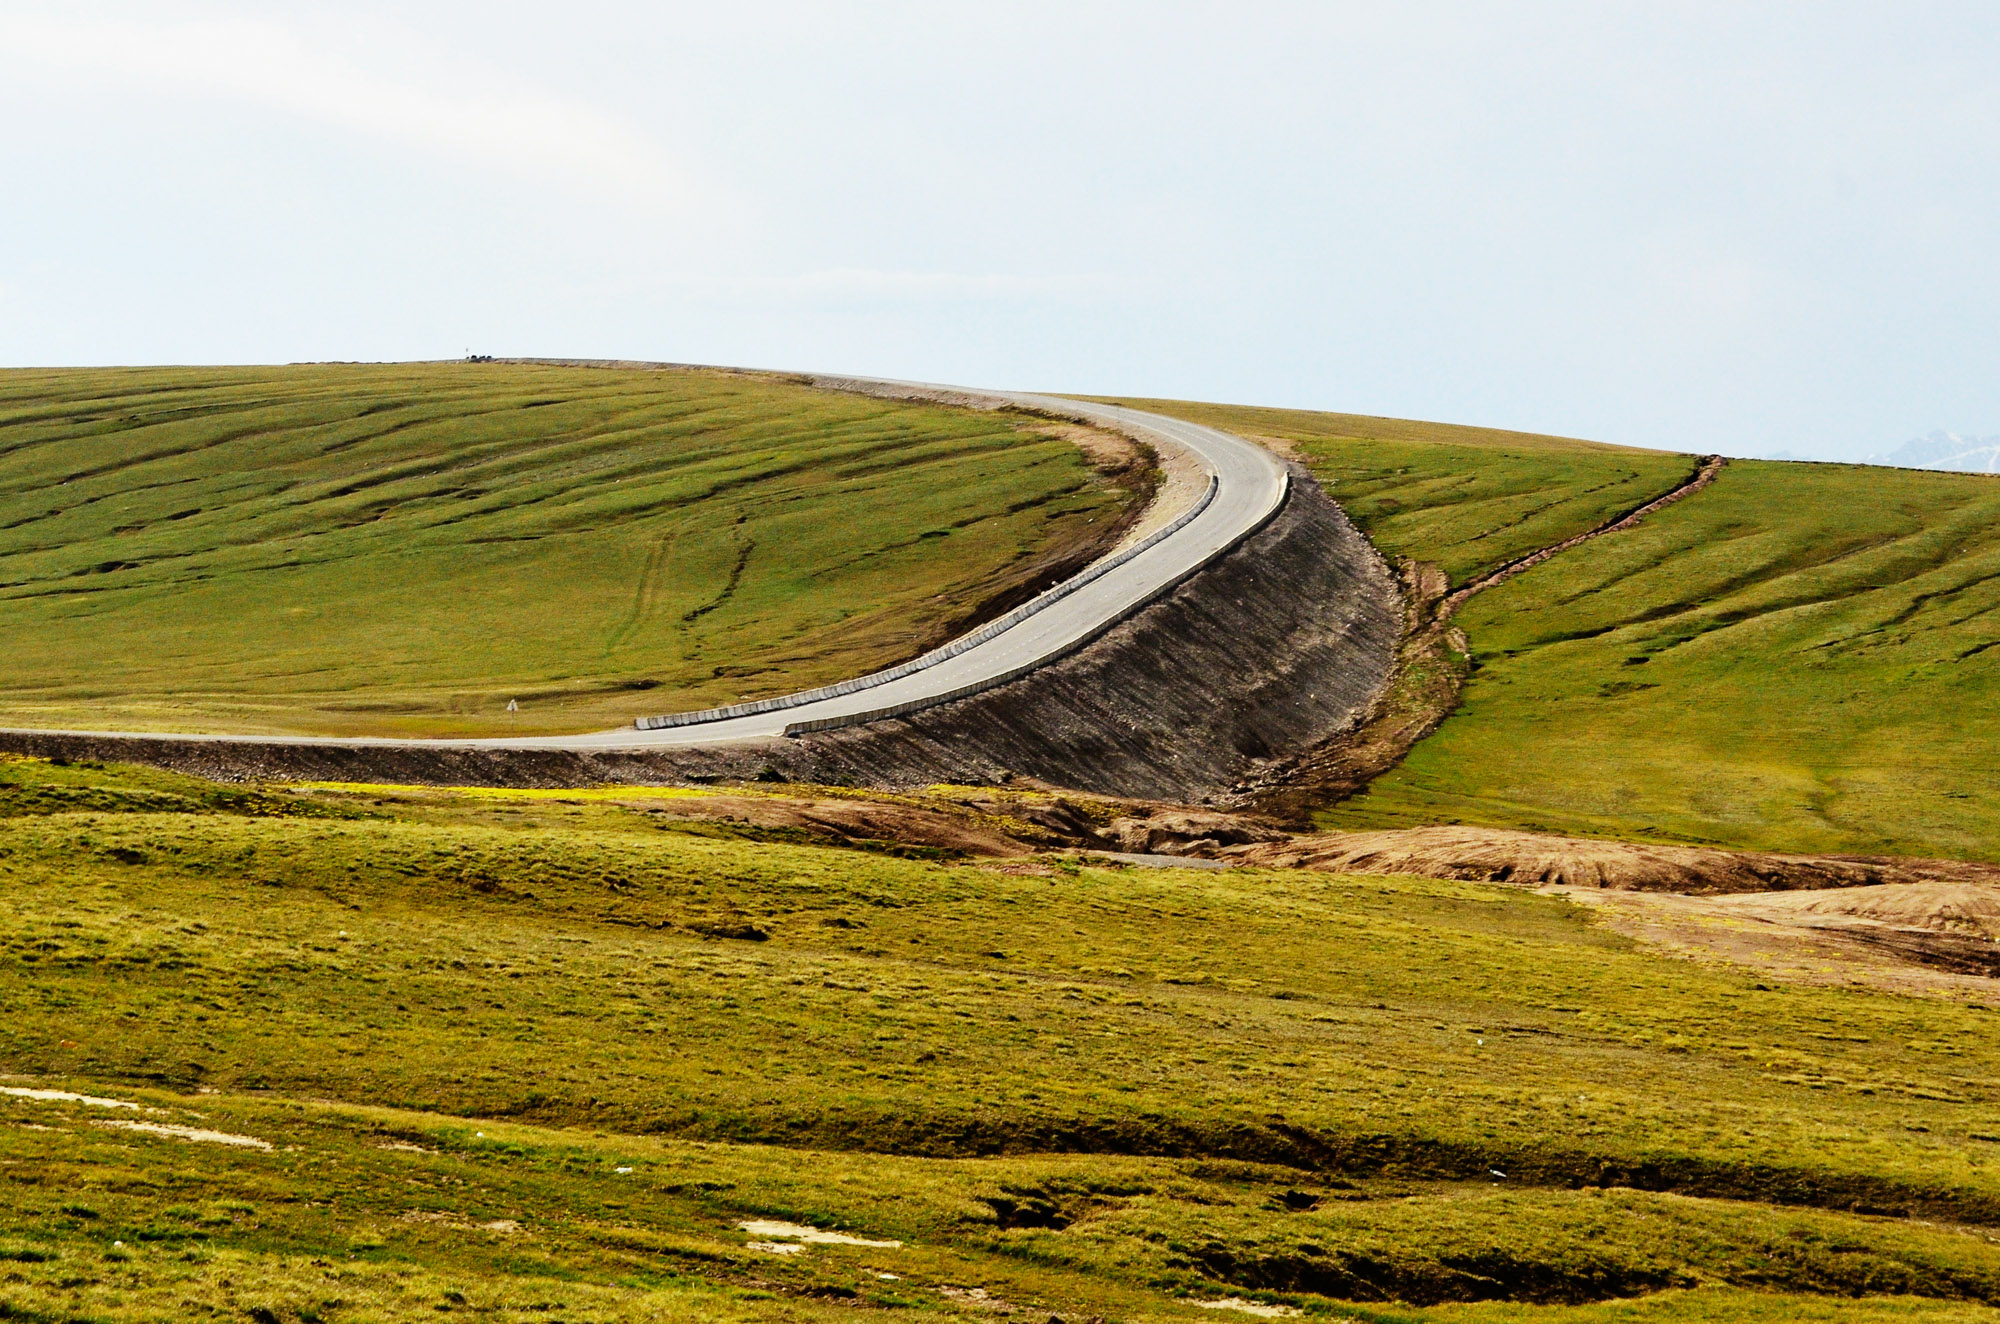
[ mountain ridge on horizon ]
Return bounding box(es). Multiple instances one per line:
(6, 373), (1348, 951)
(1868, 429), (2000, 473)
(1759, 428), (2000, 472)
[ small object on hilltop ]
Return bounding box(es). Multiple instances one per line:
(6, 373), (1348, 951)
(507, 699), (519, 712)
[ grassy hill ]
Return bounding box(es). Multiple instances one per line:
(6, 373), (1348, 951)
(0, 364), (1133, 738)
(1120, 398), (2000, 862)
(1089, 398), (1694, 583)
(9, 753), (2000, 1322)
(16, 384), (2000, 1320)
(1321, 459), (2000, 859)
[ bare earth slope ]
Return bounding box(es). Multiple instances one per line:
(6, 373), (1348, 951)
(1230, 823), (2000, 893)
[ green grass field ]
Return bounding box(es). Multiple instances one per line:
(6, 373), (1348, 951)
(1119, 399), (2000, 861)
(8, 754), (2000, 1321)
(0, 364), (1130, 737)
(1307, 459), (2000, 860)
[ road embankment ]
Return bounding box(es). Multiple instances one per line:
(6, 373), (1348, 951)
(0, 465), (1400, 802)
(791, 463), (1399, 800)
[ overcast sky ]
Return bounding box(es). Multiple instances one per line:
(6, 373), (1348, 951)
(3, 1), (1997, 459)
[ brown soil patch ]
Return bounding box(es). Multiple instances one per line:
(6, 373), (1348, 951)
(626, 782), (1247, 861)
(1221, 823), (2000, 894)
(1207, 821), (2000, 998)
(1745, 879), (2000, 935)
(1567, 886), (2000, 1000)
(1099, 808), (1287, 855)
(636, 791), (1037, 859)
(622, 781), (1295, 863)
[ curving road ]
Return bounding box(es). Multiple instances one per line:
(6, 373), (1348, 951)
(13, 380), (1290, 752)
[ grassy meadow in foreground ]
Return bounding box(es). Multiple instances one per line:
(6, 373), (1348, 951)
(0, 364), (1130, 737)
(8, 754), (2000, 1320)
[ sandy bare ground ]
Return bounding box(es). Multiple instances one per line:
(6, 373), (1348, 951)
(1563, 885), (2000, 1000)
(402, 1210), (520, 1233)
(1196, 1300), (1303, 1318)
(737, 1219), (900, 1248)
(0, 1085), (139, 1109)
(1219, 823), (2000, 997)
(91, 1118), (271, 1149)
(1743, 878), (2000, 932)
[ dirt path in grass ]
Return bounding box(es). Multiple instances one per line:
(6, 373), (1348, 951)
(1236, 453), (1727, 823)
(1438, 453), (1728, 614)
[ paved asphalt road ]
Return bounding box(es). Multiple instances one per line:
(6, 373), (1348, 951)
(15, 382), (1290, 751)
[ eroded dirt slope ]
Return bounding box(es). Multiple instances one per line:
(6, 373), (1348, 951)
(1222, 823), (2000, 893)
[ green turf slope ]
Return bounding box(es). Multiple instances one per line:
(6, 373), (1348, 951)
(8, 755), (2000, 1321)
(0, 364), (1128, 738)
(1321, 459), (2000, 859)
(1087, 397), (1694, 582)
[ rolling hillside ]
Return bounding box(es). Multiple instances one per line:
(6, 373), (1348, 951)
(1327, 459), (2000, 859)
(0, 364), (1137, 738)
(1122, 398), (2000, 861)
(1091, 397), (1693, 582)
(13, 380), (2000, 1321)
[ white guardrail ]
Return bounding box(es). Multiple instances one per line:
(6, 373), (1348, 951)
(634, 474), (1221, 732)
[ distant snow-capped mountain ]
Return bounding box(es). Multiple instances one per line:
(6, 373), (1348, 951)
(1869, 430), (2000, 473)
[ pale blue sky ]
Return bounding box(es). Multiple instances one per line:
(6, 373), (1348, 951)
(4, 1), (1997, 460)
